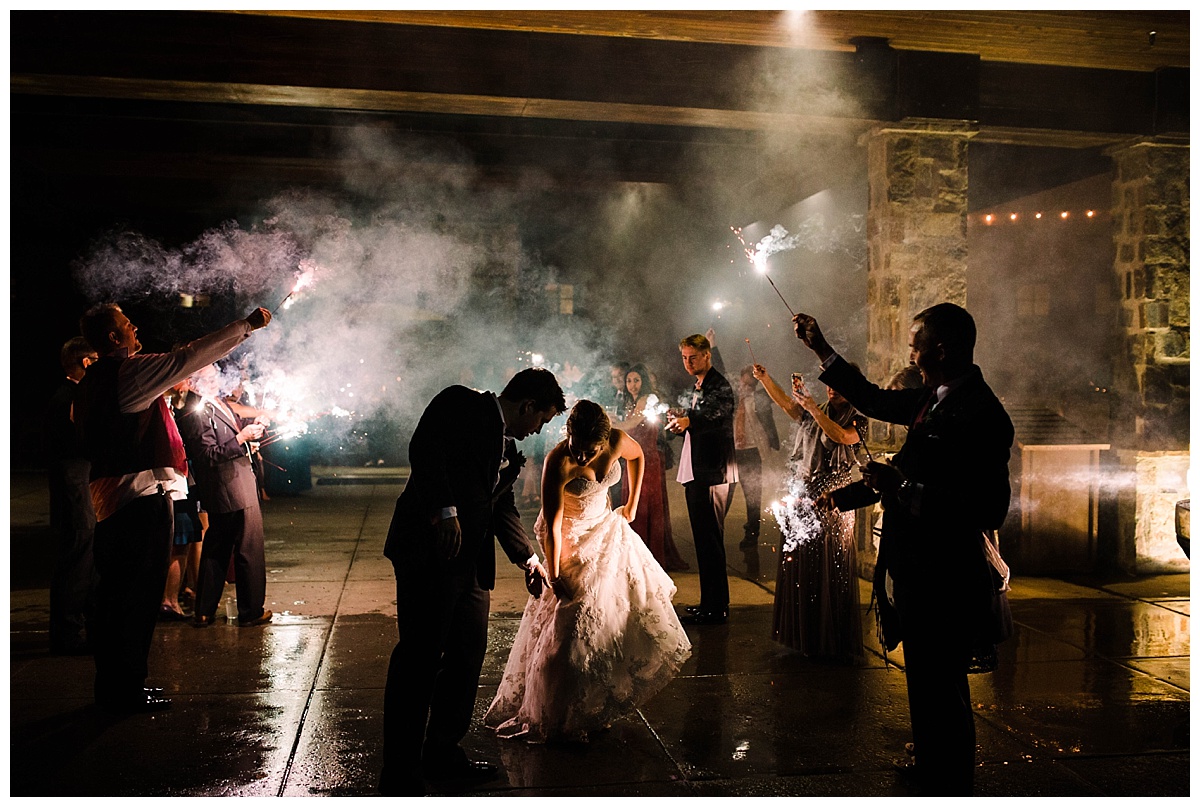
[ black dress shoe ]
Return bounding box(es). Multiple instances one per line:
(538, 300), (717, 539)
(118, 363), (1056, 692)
(682, 609), (728, 625)
(683, 605), (703, 615)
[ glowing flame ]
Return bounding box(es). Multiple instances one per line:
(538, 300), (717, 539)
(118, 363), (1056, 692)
(281, 259), (321, 310)
(641, 393), (670, 424)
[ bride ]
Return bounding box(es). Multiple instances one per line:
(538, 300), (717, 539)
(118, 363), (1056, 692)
(483, 400), (692, 742)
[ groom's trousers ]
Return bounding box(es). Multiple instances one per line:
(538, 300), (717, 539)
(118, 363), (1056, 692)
(684, 481), (733, 611)
(382, 561), (490, 780)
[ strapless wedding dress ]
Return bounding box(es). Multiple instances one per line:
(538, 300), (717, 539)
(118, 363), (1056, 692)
(484, 460), (691, 742)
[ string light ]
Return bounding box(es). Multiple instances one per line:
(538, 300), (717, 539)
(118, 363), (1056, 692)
(1035, 212), (1043, 219)
(1009, 213), (1018, 221)
(1060, 211), (1070, 219)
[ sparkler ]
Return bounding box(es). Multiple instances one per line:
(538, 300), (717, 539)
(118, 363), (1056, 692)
(273, 260), (319, 314)
(732, 225), (797, 316)
(854, 419), (875, 463)
(744, 337), (758, 364)
(641, 394), (670, 424)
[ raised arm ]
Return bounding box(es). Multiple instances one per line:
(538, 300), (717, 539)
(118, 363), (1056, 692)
(752, 364), (803, 420)
(793, 385), (859, 445)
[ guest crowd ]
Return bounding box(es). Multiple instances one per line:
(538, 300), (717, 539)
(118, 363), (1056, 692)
(43, 298), (1011, 798)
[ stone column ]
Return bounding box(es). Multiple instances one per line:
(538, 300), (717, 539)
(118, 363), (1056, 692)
(855, 120), (974, 576)
(863, 119), (974, 448)
(1108, 138), (1190, 573)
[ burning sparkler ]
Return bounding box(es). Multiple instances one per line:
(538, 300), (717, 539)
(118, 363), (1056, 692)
(768, 474), (823, 553)
(731, 225), (798, 316)
(273, 259), (320, 313)
(641, 393), (670, 424)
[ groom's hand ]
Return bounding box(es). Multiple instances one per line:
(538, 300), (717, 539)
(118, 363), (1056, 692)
(524, 557), (549, 598)
(434, 516), (462, 560)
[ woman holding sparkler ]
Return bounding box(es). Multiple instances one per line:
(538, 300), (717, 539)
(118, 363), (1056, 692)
(614, 364), (688, 572)
(484, 400), (691, 742)
(752, 364), (864, 663)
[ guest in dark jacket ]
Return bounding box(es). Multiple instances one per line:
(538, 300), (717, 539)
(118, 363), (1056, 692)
(794, 303), (1013, 796)
(666, 332), (739, 625)
(176, 363), (272, 628)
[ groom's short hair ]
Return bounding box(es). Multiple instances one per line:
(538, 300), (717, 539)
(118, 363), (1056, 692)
(679, 334), (710, 352)
(500, 367), (567, 414)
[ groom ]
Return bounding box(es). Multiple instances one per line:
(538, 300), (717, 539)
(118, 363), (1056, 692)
(379, 368), (566, 796)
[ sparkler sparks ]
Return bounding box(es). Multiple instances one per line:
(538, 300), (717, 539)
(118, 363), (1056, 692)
(769, 475), (823, 553)
(273, 259), (320, 313)
(641, 393), (670, 424)
(731, 225), (797, 316)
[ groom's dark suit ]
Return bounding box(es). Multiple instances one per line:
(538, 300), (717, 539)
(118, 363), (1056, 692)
(381, 385), (538, 790)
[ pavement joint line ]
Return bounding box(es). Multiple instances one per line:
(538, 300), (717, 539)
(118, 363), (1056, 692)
(275, 496), (375, 796)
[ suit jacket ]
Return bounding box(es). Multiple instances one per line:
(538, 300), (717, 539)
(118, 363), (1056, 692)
(821, 358), (1013, 604)
(384, 385), (535, 590)
(176, 399), (259, 514)
(682, 360), (739, 486)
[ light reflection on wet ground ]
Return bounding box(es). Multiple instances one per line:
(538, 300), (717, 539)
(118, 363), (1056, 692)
(9, 468), (1189, 796)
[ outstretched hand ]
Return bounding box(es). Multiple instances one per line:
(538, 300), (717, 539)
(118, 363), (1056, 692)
(246, 307), (272, 330)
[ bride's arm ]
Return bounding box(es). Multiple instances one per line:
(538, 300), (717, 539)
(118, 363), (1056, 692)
(615, 428), (644, 523)
(540, 447), (570, 598)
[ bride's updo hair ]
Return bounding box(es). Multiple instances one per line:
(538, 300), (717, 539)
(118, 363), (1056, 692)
(566, 400), (611, 447)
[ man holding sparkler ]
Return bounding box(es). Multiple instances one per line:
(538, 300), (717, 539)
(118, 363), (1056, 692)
(176, 363), (272, 629)
(379, 368), (565, 797)
(74, 303), (272, 713)
(667, 333), (738, 626)
(792, 304), (1013, 796)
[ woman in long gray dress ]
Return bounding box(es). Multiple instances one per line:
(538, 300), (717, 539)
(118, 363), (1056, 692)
(753, 365), (864, 663)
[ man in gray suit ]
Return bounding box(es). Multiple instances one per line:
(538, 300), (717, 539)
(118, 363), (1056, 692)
(176, 363), (272, 628)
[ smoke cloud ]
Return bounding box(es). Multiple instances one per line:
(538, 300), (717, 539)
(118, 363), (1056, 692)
(67, 47), (876, 466)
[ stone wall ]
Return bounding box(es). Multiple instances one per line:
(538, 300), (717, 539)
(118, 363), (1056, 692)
(864, 119), (973, 448)
(1107, 139), (1190, 574)
(1109, 140), (1190, 451)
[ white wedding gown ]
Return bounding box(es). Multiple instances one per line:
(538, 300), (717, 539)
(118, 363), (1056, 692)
(484, 460), (692, 742)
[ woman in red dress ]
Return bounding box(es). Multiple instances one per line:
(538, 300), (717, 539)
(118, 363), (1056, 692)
(615, 364), (688, 572)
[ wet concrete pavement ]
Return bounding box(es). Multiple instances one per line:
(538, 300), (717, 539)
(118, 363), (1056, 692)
(9, 466), (1190, 797)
